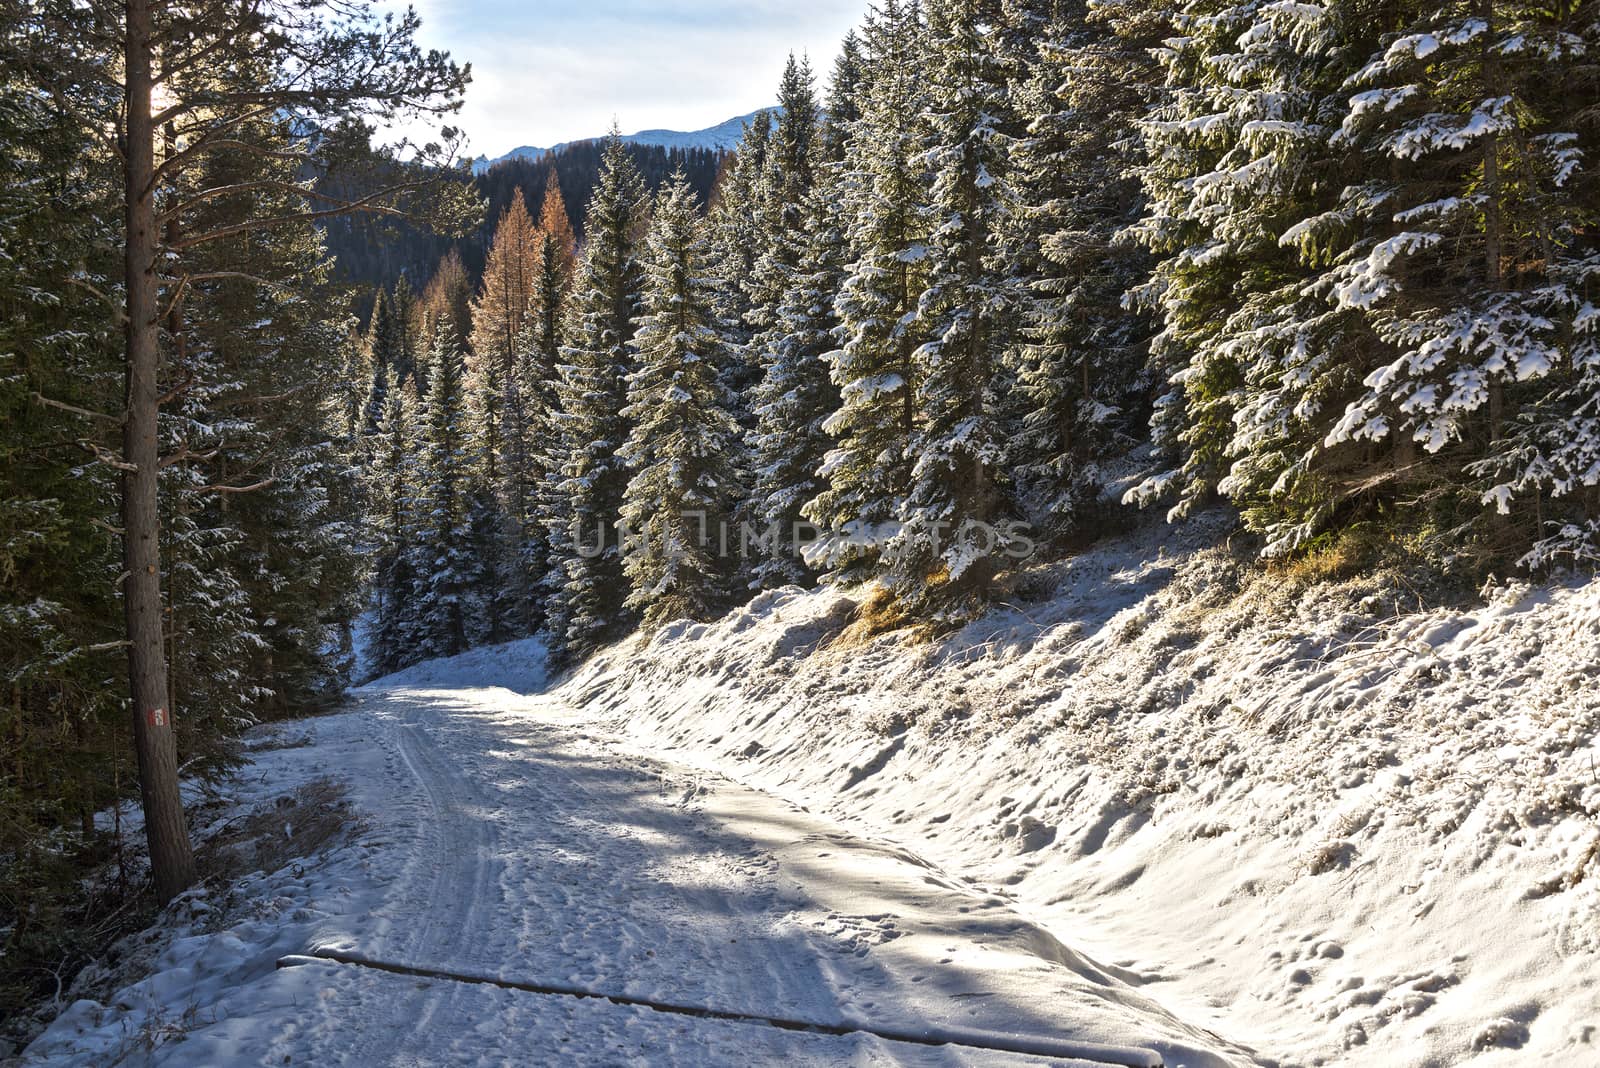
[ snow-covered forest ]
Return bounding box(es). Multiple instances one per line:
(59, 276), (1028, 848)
(3, 0), (1600, 1063)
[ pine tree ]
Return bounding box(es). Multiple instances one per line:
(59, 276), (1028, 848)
(747, 175), (850, 587)
(370, 387), (425, 675)
(619, 173), (744, 630)
(1004, 0), (1164, 537)
(881, 0), (1019, 617)
(415, 323), (481, 660)
(804, 0), (932, 583)
(543, 132), (649, 659)
(1314, 1), (1598, 559)
(705, 111), (776, 411)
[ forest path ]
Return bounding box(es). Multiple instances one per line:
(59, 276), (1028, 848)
(255, 681), (1201, 1067)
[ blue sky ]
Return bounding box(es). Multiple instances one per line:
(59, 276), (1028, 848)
(400, 0), (869, 158)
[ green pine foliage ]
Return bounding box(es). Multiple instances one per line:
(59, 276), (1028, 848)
(803, 0), (934, 584)
(415, 324), (483, 660)
(542, 133), (650, 661)
(618, 173), (745, 629)
(1004, 0), (1163, 538)
(881, 0), (1019, 618)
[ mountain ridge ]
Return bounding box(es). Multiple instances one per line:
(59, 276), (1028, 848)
(473, 109), (776, 174)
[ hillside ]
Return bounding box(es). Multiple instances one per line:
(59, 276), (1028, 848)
(471, 109), (772, 173)
(555, 514), (1600, 1067)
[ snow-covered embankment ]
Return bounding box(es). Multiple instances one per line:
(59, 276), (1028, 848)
(558, 515), (1600, 1067)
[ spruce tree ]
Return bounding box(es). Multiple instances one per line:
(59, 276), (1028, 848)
(1004, 0), (1164, 537)
(883, 0), (1018, 616)
(414, 323), (482, 660)
(736, 57), (823, 590)
(362, 287), (396, 439)
(370, 387), (424, 676)
(804, 0), (932, 583)
(619, 173), (744, 630)
(747, 176), (849, 587)
(1123, 0), (1375, 557)
(543, 132), (649, 659)
(823, 31), (867, 163)
(1314, 1), (1598, 559)
(705, 111), (776, 411)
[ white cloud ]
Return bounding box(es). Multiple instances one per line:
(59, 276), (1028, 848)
(391, 0), (867, 157)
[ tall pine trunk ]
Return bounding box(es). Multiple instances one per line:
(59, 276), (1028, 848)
(123, 0), (196, 904)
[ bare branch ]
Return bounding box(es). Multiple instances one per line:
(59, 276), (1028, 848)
(64, 277), (129, 325)
(159, 442), (220, 469)
(77, 441), (139, 472)
(156, 369), (196, 408)
(32, 392), (125, 426)
(194, 477), (277, 496)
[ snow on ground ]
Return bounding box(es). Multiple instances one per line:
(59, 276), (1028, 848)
(553, 513), (1600, 1067)
(19, 636), (1234, 1067)
(22, 513), (1600, 1067)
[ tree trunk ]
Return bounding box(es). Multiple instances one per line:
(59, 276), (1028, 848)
(123, 0), (197, 904)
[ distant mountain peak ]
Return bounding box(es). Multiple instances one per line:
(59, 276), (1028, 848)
(472, 109), (777, 175)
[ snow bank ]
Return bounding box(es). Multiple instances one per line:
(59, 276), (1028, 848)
(362, 635), (550, 693)
(560, 513), (1600, 1067)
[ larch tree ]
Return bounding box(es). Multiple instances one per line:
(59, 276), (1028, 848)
(512, 171), (580, 624)
(471, 188), (542, 594)
(530, 170), (579, 402)
(418, 247), (474, 363)
(619, 173), (744, 630)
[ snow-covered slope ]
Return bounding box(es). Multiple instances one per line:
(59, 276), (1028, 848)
(473, 109), (770, 174)
(557, 513), (1600, 1067)
(21, 635), (1239, 1067)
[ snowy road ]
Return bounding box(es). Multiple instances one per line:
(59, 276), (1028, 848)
(27, 666), (1241, 1066)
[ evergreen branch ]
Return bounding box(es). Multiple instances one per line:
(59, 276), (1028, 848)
(164, 179), (442, 250)
(152, 132), (309, 190)
(159, 180), (399, 223)
(151, 0), (267, 86)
